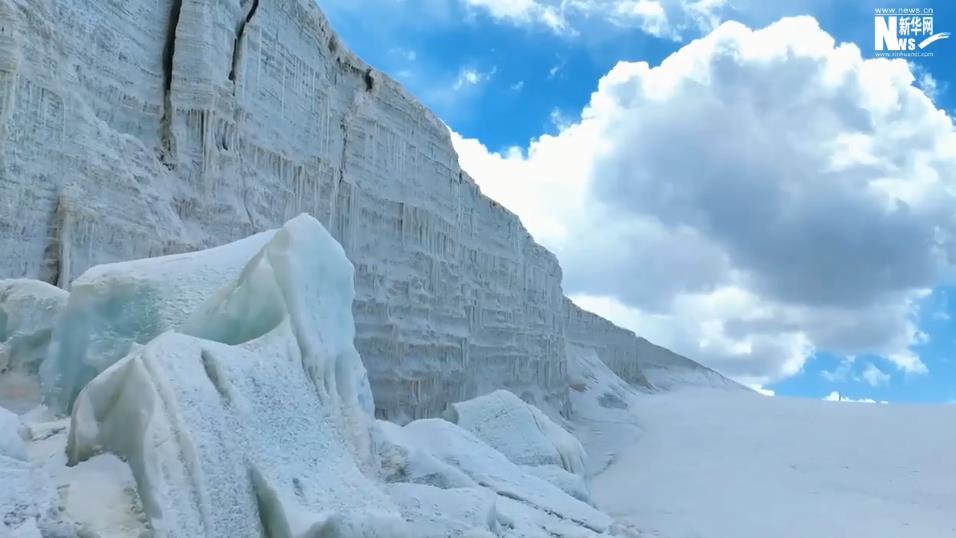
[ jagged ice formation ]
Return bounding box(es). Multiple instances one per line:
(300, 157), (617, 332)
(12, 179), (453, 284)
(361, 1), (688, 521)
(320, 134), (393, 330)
(1, 214), (638, 537)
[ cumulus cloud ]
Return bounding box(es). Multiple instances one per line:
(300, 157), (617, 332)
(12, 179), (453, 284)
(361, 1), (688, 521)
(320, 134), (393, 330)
(823, 391), (887, 404)
(454, 17), (956, 385)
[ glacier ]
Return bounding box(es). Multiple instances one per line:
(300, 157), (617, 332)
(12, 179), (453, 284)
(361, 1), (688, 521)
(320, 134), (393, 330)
(0, 0), (719, 421)
(0, 0), (737, 536)
(0, 1), (950, 537)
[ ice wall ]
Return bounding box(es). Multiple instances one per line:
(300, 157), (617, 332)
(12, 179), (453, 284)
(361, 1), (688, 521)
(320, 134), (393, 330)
(0, 0), (722, 417)
(564, 300), (653, 389)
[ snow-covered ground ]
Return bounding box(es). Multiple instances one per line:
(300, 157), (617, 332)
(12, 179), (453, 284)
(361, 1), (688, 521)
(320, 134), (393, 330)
(590, 387), (956, 538)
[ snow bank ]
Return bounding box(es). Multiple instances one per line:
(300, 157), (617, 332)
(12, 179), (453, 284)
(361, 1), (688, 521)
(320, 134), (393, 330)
(23, 410), (152, 538)
(567, 345), (645, 476)
(377, 415), (613, 537)
(387, 483), (498, 537)
(0, 406), (75, 537)
(66, 214), (405, 537)
(442, 389), (593, 501)
(0, 280), (68, 412)
(0, 405), (27, 461)
(523, 464), (591, 503)
(40, 230), (275, 413)
(444, 390), (587, 476)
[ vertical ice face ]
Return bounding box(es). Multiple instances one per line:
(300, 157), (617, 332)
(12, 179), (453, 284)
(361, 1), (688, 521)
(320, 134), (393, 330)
(564, 299), (653, 389)
(0, 0), (720, 418)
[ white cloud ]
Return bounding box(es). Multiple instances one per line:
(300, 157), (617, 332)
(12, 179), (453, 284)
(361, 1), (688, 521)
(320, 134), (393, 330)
(821, 358), (855, 383)
(611, 0), (677, 39)
(548, 62), (564, 79)
(911, 64), (945, 103)
(458, 0), (725, 38)
(549, 108), (571, 130)
(462, 0), (570, 33)
(682, 0), (726, 32)
(823, 391), (888, 404)
(453, 66), (496, 90)
(511, 80), (525, 91)
(862, 363), (891, 387)
(454, 17), (956, 385)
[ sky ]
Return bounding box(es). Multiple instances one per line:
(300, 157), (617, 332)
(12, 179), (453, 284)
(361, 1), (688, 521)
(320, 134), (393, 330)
(320, 0), (956, 404)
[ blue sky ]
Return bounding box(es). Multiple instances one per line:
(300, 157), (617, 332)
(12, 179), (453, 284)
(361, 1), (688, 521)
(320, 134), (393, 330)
(322, 0), (956, 403)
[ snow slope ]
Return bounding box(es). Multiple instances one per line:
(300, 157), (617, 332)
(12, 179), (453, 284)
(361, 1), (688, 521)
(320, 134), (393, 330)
(590, 387), (956, 538)
(444, 389), (587, 475)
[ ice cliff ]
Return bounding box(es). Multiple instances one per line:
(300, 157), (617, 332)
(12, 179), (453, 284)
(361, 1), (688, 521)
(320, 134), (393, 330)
(0, 0), (731, 420)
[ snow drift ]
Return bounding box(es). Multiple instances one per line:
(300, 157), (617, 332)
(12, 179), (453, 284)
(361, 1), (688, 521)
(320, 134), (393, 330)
(443, 389), (592, 502)
(444, 389), (587, 475)
(376, 417), (613, 536)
